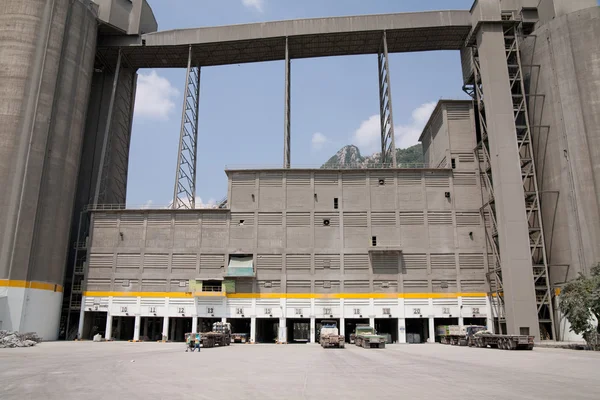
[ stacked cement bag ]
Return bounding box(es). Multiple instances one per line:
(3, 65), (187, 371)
(0, 331), (42, 348)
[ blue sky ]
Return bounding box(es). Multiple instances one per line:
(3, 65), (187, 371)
(127, 0), (475, 208)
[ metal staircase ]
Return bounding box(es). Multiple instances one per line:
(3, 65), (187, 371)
(466, 13), (556, 339)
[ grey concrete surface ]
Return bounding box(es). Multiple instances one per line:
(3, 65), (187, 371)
(1, 342), (599, 400)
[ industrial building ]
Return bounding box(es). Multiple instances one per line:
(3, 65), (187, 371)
(1, 0), (599, 342)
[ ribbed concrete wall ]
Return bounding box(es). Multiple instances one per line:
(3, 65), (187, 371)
(0, 0), (98, 338)
(521, 6), (600, 284)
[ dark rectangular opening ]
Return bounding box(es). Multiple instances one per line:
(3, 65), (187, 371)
(82, 311), (107, 340)
(227, 318), (251, 343)
(406, 318), (429, 343)
(451, 158), (456, 169)
(198, 317), (222, 333)
(344, 318), (369, 343)
(520, 327), (530, 336)
(371, 236), (377, 246)
(287, 318), (310, 343)
(111, 316), (135, 341)
(433, 317), (460, 342)
(375, 318), (398, 343)
(140, 317), (164, 341)
(464, 317), (487, 328)
(333, 198), (338, 209)
(256, 318), (279, 343)
(168, 317), (192, 342)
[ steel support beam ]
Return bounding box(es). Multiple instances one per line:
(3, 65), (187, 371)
(284, 37), (291, 169)
(378, 31), (397, 167)
(172, 45), (201, 209)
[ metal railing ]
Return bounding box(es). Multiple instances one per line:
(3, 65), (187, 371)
(225, 163), (431, 170)
(201, 286), (223, 292)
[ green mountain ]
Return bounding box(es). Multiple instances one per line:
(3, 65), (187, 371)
(321, 144), (424, 168)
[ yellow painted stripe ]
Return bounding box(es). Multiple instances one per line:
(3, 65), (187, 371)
(83, 291), (487, 299)
(0, 280), (63, 293)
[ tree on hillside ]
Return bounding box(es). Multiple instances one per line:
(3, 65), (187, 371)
(559, 264), (600, 350)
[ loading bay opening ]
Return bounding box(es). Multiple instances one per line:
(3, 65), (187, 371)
(464, 317), (487, 327)
(141, 317), (163, 341)
(82, 311), (107, 340)
(434, 317), (459, 342)
(287, 318), (310, 343)
(344, 318), (369, 342)
(227, 317), (251, 341)
(375, 318), (398, 343)
(198, 317), (221, 333)
(256, 318), (279, 343)
(169, 317), (192, 342)
(406, 318), (429, 343)
(111, 316), (135, 341)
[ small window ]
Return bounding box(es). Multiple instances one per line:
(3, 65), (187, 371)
(333, 198), (338, 209)
(323, 219), (330, 226)
(372, 236), (377, 246)
(378, 179), (385, 186)
(239, 220), (245, 226)
(451, 158), (456, 169)
(520, 327), (530, 335)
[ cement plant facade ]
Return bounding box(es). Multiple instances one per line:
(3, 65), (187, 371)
(0, 0), (599, 342)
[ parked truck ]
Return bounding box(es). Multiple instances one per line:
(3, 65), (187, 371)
(201, 322), (232, 348)
(319, 320), (345, 349)
(353, 324), (386, 349)
(231, 332), (248, 343)
(440, 325), (535, 350)
(440, 325), (486, 346)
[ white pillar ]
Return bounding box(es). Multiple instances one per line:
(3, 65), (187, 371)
(398, 318), (406, 344)
(192, 315), (198, 333)
(77, 306), (85, 339)
(458, 296), (464, 326)
(104, 313), (112, 340)
(279, 317), (287, 343)
(369, 317), (375, 328)
(162, 316), (169, 341)
(484, 296), (494, 333)
(340, 317), (345, 337)
(221, 317), (227, 323)
(310, 317), (316, 344)
(250, 317), (256, 343)
(428, 317), (435, 343)
(133, 315), (141, 341)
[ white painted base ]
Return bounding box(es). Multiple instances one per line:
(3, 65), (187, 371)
(0, 287), (62, 340)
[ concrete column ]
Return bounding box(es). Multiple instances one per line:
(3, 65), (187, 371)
(250, 317), (256, 343)
(104, 313), (112, 340)
(279, 317), (287, 343)
(428, 317), (435, 343)
(369, 317), (375, 328)
(485, 296), (494, 333)
(458, 296), (464, 326)
(340, 317), (345, 337)
(162, 316), (169, 341)
(192, 315), (198, 333)
(133, 315), (141, 341)
(474, 22), (540, 339)
(283, 36), (291, 168)
(77, 307), (85, 339)
(310, 317), (316, 344)
(398, 318), (406, 344)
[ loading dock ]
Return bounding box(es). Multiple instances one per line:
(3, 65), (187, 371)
(140, 317), (163, 341)
(344, 318), (369, 343)
(168, 317), (192, 342)
(287, 318), (310, 343)
(82, 311), (107, 340)
(256, 318), (279, 343)
(406, 318), (429, 343)
(375, 318), (398, 343)
(111, 316), (135, 341)
(315, 318), (341, 343)
(228, 318), (251, 342)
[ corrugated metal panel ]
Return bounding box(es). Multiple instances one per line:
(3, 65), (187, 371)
(459, 253), (485, 270)
(430, 253), (456, 269)
(456, 212), (480, 226)
(402, 253), (427, 269)
(89, 253), (113, 269)
(286, 254), (311, 270)
(143, 253), (168, 269)
(256, 255), (282, 270)
(371, 212), (396, 226)
(172, 254), (197, 271)
(344, 254), (369, 271)
(286, 212), (310, 226)
(453, 172), (477, 186)
(200, 254), (225, 269)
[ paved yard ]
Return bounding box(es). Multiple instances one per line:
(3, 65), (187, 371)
(1, 342), (599, 400)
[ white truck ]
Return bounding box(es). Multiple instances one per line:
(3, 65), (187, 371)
(319, 320), (345, 348)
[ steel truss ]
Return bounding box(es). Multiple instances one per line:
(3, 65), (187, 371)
(378, 31), (397, 167)
(173, 45), (201, 209)
(466, 17), (555, 338)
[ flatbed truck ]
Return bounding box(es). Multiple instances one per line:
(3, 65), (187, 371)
(440, 325), (534, 350)
(201, 322), (232, 348)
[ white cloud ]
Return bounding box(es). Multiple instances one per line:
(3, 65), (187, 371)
(140, 200), (154, 209)
(242, 0), (265, 12)
(352, 102), (437, 154)
(167, 197), (219, 209)
(311, 132), (328, 151)
(134, 70), (179, 120)
(395, 102), (437, 149)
